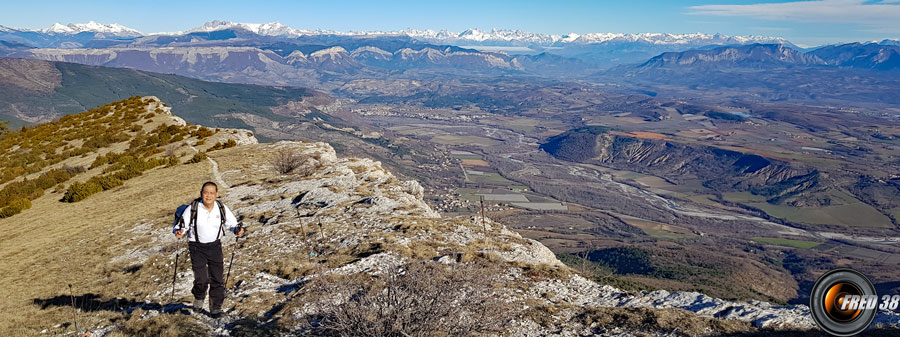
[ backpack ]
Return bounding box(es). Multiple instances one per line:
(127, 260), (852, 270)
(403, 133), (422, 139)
(174, 198), (227, 242)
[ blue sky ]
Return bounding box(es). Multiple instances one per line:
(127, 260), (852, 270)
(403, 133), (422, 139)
(1, 0), (898, 46)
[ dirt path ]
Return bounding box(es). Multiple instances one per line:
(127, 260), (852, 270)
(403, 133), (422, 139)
(207, 156), (228, 189)
(188, 144), (229, 189)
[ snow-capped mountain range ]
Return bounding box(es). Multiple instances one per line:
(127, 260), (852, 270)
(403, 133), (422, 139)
(7, 21), (143, 37)
(186, 20), (304, 37)
(2, 20), (790, 47)
(399, 29), (791, 47)
(184, 20), (791, 47)
(5, 20), (895, 73)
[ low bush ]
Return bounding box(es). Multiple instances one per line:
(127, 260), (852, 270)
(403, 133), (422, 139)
(310, 262), (510, 337)
(119, 309), (210, 337)
(165, 155), (180, 167)
(0, 198), (31, 218)
(207, 139), (238, 152)
(186, 152), (207, 164)
(62, 181), (103, 203)
(270, 148), (305, 174)
(90, 175), (125, 190)
(0, 169), (72, 207)
(193, 126), (215, 139)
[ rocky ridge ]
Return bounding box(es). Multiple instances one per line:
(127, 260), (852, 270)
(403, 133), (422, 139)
(89, 135), (900, 335)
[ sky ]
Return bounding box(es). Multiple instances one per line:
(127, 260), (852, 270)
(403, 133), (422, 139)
(1, 0), (898, 47)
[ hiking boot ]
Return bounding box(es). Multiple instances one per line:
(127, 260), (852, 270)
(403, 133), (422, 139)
(209, 306), (223, 319)
(193, 299), (204, 313)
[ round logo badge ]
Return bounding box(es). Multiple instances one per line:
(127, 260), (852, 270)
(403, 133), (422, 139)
(809, 268), (878, 336)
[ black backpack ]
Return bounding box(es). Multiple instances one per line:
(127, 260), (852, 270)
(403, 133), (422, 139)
(174, 198), (227, 242)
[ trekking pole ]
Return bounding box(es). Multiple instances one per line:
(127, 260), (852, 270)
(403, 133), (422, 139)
(224, 224), (243, 290)
(68, 284), (86, 337)
(295, 208), (311, 264)
(170, 233), (185, 303)
(170, 248), (179, 303)
(480, 195), (486, 232)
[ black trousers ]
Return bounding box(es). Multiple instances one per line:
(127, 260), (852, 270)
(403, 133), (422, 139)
(188, 240), (225, 309)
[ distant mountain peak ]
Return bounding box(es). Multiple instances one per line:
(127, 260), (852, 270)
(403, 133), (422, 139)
(187, 20), (308, 37)
(45, 23), (73, 34)
(310, 46), (348, 57)
(41, 21), (143, 37)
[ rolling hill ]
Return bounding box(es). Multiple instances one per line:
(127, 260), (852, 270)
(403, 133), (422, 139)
(0, 58), (330, 131)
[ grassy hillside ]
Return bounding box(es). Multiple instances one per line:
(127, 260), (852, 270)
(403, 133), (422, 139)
(0, 58), (326, 133)
(0, 96), (258, 334)
(0, 143), (217, 336)
(0, 96), (246, 219)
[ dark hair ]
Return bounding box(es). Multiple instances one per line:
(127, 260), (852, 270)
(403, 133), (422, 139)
(200, 181), (218, 196)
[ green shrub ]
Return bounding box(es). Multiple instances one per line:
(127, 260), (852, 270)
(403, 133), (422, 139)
(193, 126), (215, 139)
(166, 155), (180, 167)
(186, 152), (207, 164)
(112, 165), (144, 181)
(82, 131), (129, 149)
(0, 198), (31, 218)
(1, 120), (11, 138)
(0, 172), (67, 208)
(91, 152), (122, 169)
(62, 181), (103, 202)
(208, 139), (238, 152)
(0, 167), (25, 184)
(89, 175), (125, 190)
(34, 169), (73, 189)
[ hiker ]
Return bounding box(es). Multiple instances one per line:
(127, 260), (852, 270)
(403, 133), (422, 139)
(173, 181), (244, 318)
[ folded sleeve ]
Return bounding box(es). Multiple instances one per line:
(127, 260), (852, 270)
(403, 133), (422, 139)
(224, 204), (240, 233)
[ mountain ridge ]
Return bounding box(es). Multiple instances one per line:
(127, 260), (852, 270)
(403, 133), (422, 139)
(638, 44), (826, 69)
(0, 58), (329, 129)
(636, 43), (900, 71)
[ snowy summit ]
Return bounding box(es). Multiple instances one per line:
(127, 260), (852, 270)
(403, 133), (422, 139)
(41, 21), (143, 37)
